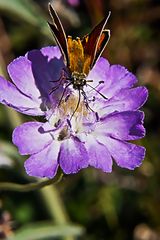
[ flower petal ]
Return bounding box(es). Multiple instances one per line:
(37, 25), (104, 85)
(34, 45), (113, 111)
(87, 59), (137, 100)
(104, 137), (145, 170)
(85, 135), (112, 172)
(8, 56), (40, 100)
(98, 111), (145, 140)
(68, 0), (79, 6)
(26, 47), (65, 104)
(100, 87), (148, 114)
(24, 141), (60, 178)
(87, 57), (110, 88)
(40, 46), (62, 61)
(12, 122), (53, 155)
(59, 137), (88, 174)
(0, 76), (43, 115)
(102, 64), (137, 98)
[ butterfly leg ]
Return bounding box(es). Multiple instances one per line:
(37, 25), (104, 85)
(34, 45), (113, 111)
(49, 69), (68, 94)
(58, 82), (72, 107)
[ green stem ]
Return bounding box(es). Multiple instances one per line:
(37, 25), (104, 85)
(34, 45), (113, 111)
(41, 185), (74, 240)
(0, 174), (63, 192)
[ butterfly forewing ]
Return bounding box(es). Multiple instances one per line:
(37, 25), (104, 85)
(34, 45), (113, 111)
(92, 29), (110, 67)
(82, 12), (111, 71)
(48, 3), (69, 66)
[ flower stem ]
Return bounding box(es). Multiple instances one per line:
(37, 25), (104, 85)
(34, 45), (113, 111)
(40, 185), (74, 240)
(0, 174), (63, 192)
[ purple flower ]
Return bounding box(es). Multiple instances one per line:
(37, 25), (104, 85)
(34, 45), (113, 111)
(67, 0), (80, 7)
(0, 46), (148, 178)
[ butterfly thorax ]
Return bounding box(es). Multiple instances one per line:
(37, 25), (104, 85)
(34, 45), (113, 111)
(71, 72), (87, 90)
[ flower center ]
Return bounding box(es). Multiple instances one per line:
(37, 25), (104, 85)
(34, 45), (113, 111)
(47, 93), (94, 141)
(60, 94), (88, 117)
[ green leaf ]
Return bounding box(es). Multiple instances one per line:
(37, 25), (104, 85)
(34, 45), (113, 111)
(0, 0), (51, 38)
(9, 222), (85, 240)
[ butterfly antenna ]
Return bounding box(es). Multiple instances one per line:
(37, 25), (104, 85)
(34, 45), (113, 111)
(86, 83), (108, 100)
(70, 89), (81, 121)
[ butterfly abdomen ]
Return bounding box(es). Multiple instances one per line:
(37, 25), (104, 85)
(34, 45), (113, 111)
(67, 36), (85, 73)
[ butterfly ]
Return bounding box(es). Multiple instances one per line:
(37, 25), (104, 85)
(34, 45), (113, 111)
(48, 3), (111, 94)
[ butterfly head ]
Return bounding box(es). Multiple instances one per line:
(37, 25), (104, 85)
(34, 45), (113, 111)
(71, 72), (87, 90)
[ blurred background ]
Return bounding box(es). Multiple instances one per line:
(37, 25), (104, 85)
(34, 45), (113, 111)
(0, 0), (160, 239)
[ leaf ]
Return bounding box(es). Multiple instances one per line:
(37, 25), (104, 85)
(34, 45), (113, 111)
(9, 222), (85, 240)
(0, 0), (51, 38)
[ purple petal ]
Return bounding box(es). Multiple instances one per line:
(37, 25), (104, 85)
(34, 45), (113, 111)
(12, 122), (53, 155)
(8, 56), (40, 100)
(89, 61), (137, 99)
(85, 135), (112, 172)
(87, 57), (110, 88)
(87, 59), (138, 100)
(40, 46), (62, 61)
(104, 137), (145, 169)
(26, 47), (65, 104)
(103, 64), (137, 98)
(59, 137), (88, 174)
(24, 141), (60, 178)
(98, 111), (145, 140)
(68, 0), (79, 6)
(101, 87), (148, 114)
(0, 76), (43, 116)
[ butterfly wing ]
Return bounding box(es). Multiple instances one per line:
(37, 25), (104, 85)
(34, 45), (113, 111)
(91, 29), (110, 67)
(82, 12), (111, 74)
(48, 3), (69, 66)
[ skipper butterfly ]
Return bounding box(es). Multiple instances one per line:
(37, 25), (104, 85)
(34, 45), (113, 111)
(48, 3), (110, 93)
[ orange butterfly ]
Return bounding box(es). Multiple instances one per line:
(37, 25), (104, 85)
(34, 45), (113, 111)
(48, 3), (111, 92)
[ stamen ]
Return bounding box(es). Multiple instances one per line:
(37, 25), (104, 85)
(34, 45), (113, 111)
(54, 119), (61, 128)
(67, 119), (72, 128)
(81, 90), (95, 113)
(65, 94), (70, 102)
(95, 112), (99, 121)
(86, 83), (108, 100)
